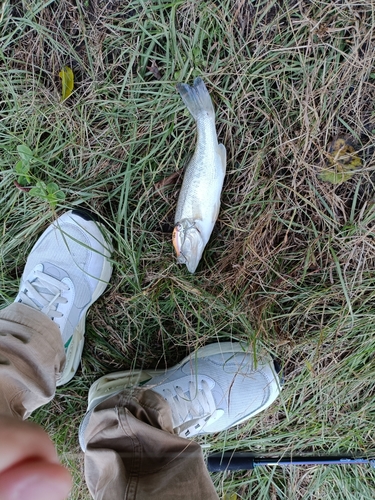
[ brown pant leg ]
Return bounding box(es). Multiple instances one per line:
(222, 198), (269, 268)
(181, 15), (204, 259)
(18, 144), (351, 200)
(0, 303), (218, 499)
(83, 388), (219, 500)
(0, 303), (65, 419)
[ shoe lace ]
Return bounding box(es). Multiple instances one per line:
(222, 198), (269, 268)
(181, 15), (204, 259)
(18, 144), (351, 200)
(18, 270), (69, 319)
(161, 379), (218, 437)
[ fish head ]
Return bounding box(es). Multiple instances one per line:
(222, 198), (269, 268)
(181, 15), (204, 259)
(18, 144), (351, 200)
(172, 219), (204, 273)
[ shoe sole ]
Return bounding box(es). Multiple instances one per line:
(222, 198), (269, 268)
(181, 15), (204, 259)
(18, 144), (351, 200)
(86, 342), (276, 413)
(56, 231), (113, 386)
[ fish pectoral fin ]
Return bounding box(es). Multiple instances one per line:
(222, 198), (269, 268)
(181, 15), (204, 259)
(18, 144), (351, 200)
(217, 143), (227, 176)
(192, 207), (204, 221)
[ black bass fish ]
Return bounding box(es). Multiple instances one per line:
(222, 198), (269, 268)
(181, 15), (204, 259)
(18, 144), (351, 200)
(173, 78), (226, 273)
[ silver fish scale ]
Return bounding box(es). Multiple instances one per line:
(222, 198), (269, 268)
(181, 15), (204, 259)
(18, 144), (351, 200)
(175, 114), (224, 224)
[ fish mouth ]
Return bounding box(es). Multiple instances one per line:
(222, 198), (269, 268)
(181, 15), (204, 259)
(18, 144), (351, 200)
(173, 220), (205, 273)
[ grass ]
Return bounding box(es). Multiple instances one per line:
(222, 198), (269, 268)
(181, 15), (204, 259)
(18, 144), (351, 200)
(1, 0), (375, 498)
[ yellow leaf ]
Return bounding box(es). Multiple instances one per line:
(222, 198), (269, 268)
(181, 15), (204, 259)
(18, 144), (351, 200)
(305, 360), (314, 374)
(319, 136), (362, 185)
(222, 494), (238, 500)
(59, 66), (74, 101)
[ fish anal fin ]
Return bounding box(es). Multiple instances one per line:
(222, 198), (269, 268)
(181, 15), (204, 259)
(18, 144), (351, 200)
(217, 143), (226, 176)
(212, 202), (220, 222)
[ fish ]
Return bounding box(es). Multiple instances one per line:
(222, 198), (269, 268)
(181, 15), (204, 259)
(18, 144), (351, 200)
(172, 77), (226, 273)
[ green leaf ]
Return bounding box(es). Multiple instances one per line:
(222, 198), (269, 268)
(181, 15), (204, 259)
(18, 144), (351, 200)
(15, 160), (29, 175)
(14, 160), (32, 185)
(29, 181), (47, 198)
(29, 181), (65, 208)
(46, 182), (64, 197)
(223, 494), (238, 500)
(319, 169), (355, 184)
(59, 66), (74, 101)
(17, 144), (34, 163)
(46, 183), (65, 208)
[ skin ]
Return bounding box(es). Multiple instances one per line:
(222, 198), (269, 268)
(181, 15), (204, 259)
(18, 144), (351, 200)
(0, 415), (72, 500)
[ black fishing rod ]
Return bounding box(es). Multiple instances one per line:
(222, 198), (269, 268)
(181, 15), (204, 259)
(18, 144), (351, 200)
(207, 451), (375, 472)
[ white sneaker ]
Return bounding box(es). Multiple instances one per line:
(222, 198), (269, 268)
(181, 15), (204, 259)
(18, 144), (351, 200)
(15, 210), (113, 386)
(79, 342), (281, 448)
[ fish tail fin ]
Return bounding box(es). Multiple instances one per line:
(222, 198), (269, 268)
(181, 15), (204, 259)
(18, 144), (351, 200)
(176, 77), (215, 120)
